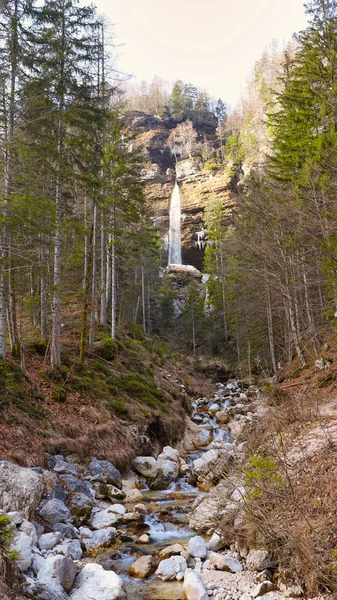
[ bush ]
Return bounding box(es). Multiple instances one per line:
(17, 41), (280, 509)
(96, 338), (119, 361)
(52, 385), (67, 403)
(107, 397), (130, 419)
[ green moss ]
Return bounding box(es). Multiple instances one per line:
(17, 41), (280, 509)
(96, 338), (119, 361)
(0, 359), (46, 419)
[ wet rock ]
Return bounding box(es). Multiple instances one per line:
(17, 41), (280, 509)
(188, 536), (207, 559)
(37, 555), (78, 592)
(40, 499), (71, 525)
(133, 456), (157, 478)
(184, 418), (213, 451)
(123, 487), (143, 503)
(60, 475), (93, 498)
(158, 543), (184, 559)
(209, 552), (242, 573)
(246, 550), (273, 571)
(138, 534), (150, 543)
(156, 555), (187, 581)
(183, 569), (208, 600)
(38, 532), (63, 551)
(208, 403), (221, 415)
(150, 458), (179, 490)
(251, 581), (274, 597)
(10, 531), (32, 572)
(129, 555), (156, 578)
(88, 458), (122, 489)
(70, 563), (127, 599)
(216, 411), (230, 425)
(0, 460), (43, 519)
(134, 503), (147, 514)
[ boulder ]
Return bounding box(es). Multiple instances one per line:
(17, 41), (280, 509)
(150, 458), (179, 490)
(123, 487), (143, 503)
(38, 532), (63, 551)
(10, 531), (32, 572)
(133, 456), (157, 479)
(138, 534), (150, 544)
(88, 458), (122, 489)
(94, 483), (126, 502)
(40, 499), (70, 525)
(19, 518), (38, 544)
(209, 552), (242, 573)
(59, 475), (93, 498)
(54, 539), (82, 560)
(216, 411), (230, 425)
(207, 532), (223, 552)
(187, 536), (207, 559)
(0, 460), (43, 519)
(37, 555), (78, 592)
(53, 459), (77, 477)
(70, 563), (127, 600)
(183, 570), (208, 600)
(192, 446), (233, 484)
(157, 446), (180, 464)
(184, 418), (212, 451)
(246, 549), (273, 571)
(158, 543), (184, 559)
(251, 581), (274, 598)
(208, 403), (221, 415)
(128, 555), (156, 578)
(82, 527), (117, 551)
(156, 555), (187, 581)
(32, 578), (69, 600)
(189, 481), (235, 532)
(69, 493), (94, 524)
(91, 505), (125, 530)
(53, 522), (79, 540)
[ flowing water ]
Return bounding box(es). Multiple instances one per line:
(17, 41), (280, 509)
(96, 387), (237, 599)
(168, 180), (182, 266)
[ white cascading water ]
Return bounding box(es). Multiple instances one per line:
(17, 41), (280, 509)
(168, 179), (182, 265)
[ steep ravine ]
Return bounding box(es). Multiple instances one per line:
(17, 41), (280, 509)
(0, 379), (319, 600)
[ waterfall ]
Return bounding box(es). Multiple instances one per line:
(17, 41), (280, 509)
(168, 179), (182, 265)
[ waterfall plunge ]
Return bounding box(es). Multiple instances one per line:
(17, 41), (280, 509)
(168, 180), (182, 265)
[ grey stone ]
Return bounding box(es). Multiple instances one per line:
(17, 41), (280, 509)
(10, 530), (32, 572)
(60, 475), (93, 498)
(40, 499), (70, 525)
(69, 493), (94, 524)
(0, 460), (43, 519)
(53, 522), (78, 539)
(188, 536), (207, 559)
(82, 527), (117, 551)
(156, 555), (187, 581)
(183, 570), (208, 600)
(70, 563), (127, 599)
(54, 539), (82, 560)
(246, 550), (273, 572)
(38, 532), (63, 551)
(53, 459), (77, 477)
(209, 552), (243, 573)
(88, 458), (122, 489)
(37, 554), (78, 592)
(91, 505), (125, 530)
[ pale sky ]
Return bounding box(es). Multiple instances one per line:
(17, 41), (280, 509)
(93, 0), (309, 108)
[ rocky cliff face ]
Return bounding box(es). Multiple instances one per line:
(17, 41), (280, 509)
(125, 111), (238, 270)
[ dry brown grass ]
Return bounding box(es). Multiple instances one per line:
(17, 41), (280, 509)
(240, 381), (337, 594)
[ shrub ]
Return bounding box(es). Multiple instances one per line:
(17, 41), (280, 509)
(96, 339), (119, 361)
(52, 385), (67, 403)
(107, 397), (130, 419)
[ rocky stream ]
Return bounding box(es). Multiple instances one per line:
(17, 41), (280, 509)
(0, 381), (302, 600)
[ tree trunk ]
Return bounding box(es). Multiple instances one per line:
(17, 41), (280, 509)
(111, 207), (117, 339)
(141, 265), (146, 334)
(89, 198), (98, 352)
(266, 281), (277, 375)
